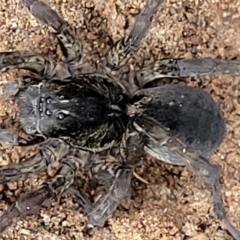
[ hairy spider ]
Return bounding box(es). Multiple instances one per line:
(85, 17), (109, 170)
(0, 0), (240, 238)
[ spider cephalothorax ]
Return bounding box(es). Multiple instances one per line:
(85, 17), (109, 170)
(9, 74), (129, 149)
(0, 0), (240, 239)
(19, 81), (122, 136)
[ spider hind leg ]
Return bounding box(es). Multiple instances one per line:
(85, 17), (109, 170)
(135, 115), (240, 239)
(134, 58), (240, 89)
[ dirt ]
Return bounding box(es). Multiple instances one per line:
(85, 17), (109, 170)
(0, 0), (240, 239)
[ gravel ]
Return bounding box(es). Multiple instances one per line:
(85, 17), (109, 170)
(0, 0), (240, 239)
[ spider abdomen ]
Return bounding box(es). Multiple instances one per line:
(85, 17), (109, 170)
(140, 84), (225, 158)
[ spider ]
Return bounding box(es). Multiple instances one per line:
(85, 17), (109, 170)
(0, 0), (240, 238)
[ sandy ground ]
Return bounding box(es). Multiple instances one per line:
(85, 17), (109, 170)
(0, 0), (240, 239)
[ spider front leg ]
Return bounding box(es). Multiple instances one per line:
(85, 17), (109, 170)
(2, 75), (48, 101)
(101, 0), (164, 71)
(0, 147), (81, 234)
(0, 138), (71, 184)
(0, 51), (71, 80)
(134, 116), (240, 240)
(0, 112), (48, 146)
(21, 0), (83, 67)
(134, 58), (240, 88)
(0, 127), (32, 146)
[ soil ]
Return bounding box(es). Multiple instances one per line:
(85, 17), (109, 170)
(0, 0), (240, 239)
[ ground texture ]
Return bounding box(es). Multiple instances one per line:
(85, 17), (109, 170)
(0, 0), (240, 239)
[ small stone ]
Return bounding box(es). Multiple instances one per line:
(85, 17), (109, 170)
(19, 228), (30, 235)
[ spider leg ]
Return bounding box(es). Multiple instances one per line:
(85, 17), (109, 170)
(88, 166), (133, 227)
(70, 161), (133, 227)
(0, 51), (71, 79)
(0, 128), (45, 147)
(69, 126), (145, 227)
(0, 138), (71, 183)
(21, 0), (83, 68)
(0, 148), (81, 234)
(177, 58), (240, 77)
(134, 58), (240, 88)
(189, 156), (240, 240)
(2, 75), (51, 101)
(2, 77), (26, 100)
(134, 59), (182, 88)
(0, 128), (29, 146)
(101, 0), (164, 71)
(134, 115), (240, 240)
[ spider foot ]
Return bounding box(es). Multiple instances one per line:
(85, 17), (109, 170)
(126, 0), (165, 51)
(177, 58), (240, 77)
(0, 186), (51, 234)
(0, 128), (42, 146)
(222, 218), (240, 240)
(134, 57), (240, 88)
(88, 166), (132, 227)
(21, 0), (82, 66)
(103, 0), (164, 71)
(0, 154), (79, 234)
(0, 127), (45, 147)
(191, 156), (240, 240)
(0, 129), (19, 145)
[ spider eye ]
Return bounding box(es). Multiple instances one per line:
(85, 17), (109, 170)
(57, 113), (65, 120)
(59, 95), (65, 99)
(45, 109), (52, 116)
(46, 97), (52, 104)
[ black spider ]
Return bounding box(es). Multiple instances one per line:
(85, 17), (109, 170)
(0, 0), (240, 239)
